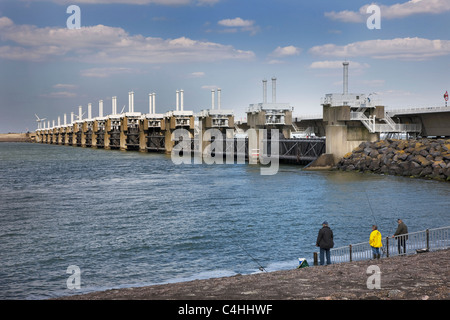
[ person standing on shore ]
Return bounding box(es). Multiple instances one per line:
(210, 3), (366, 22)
(369, 225), (382, 260)
(316, 221), (334, 265)
(392, 219), (408, 255)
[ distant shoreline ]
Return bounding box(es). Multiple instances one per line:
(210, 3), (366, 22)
(0, 133), (34, 142)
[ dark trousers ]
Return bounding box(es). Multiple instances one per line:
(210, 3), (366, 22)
(397, 236), (407, 254)
(319, 248), (331, 265)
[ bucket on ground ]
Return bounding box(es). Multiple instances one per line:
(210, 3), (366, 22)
(297, 258), (309, 268)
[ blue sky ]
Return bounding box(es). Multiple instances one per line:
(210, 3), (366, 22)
(1, 0), (449, 132)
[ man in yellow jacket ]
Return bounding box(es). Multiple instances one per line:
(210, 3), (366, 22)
(370, 225), (383, 260)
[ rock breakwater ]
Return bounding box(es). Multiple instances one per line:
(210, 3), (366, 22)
(336, 138), (450, 181)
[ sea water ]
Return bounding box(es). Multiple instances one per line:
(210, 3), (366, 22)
(0, 142), (449, 299)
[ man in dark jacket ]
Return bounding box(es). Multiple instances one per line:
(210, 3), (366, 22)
(393, 219), (408, 255)
(316, 221), (334, 265)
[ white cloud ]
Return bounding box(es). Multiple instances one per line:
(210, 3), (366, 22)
(190, 71), (205, 77)
(40, 91), (77, 98)
(270, 45), (301, 57)
(217, 17), (259, 35)
(53, 83), (78, 89)
(381, 0), (450, 19)
(0, 16), (13, 28)
(80, 67), (143, 78)
(325, 9), (365, 23)
(218, 17), (254, 27)
(309, 38), (450, 61)
(0, 17), (255, 63)
(325, 0), (450, 23)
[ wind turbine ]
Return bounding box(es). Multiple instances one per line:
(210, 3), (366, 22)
(35, 114), (47, 130)
(76, 112), (85, 120)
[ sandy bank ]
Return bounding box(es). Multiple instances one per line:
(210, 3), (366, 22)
(0, 133), (34, 142)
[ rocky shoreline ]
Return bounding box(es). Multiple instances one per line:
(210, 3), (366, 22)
(336, 138), (450, 181)
(56, 248), (449, 300)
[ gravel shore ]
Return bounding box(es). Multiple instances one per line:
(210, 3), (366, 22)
(57, 248), (449, 300)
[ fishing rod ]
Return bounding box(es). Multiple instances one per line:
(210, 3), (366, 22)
(364, 190), (378, 227)
(364, 189), (387, 256)
(237, 243), (267, 272)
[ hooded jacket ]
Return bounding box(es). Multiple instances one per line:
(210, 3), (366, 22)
(369, 230), (383, 248)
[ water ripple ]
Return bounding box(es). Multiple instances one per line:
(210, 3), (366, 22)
(0, 142), (449, 299)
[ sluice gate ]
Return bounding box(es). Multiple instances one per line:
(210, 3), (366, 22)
(273, 138), (326, 163)
(172, 136), (326, 164)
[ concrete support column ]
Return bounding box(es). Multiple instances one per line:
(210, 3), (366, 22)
(139, 119), (147, 152)
(58, 128), (63, 145)
(164, 119), (174, 154)
(120, 116), (127, 151)
(72, 123), (78, 147)
(323, 105), (380, 163)
(81, 122), (87, 147)
(104, 119), (111, 150)
(50, 128), (55, 144)
(326, 124), (379, 163)
(64, 129), (69, 145)
(92, 121), (98, 148)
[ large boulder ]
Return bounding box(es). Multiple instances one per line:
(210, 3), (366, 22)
(336, 139), (450, 182)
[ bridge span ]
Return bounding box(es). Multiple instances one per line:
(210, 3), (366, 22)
(293, 106), (450, 139)
(386, 106), (450, 137)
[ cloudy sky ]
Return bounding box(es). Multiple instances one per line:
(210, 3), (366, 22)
(1, 0), (449, 132)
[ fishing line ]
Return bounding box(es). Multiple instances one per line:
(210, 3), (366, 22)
(226, 220), (270, 273)
(236, 243), (267, 272)
(364, 190), (378, 227)
(364, 189), (387, 256)
(229, 216), (306, 273)
(235, 241), (291, 299)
